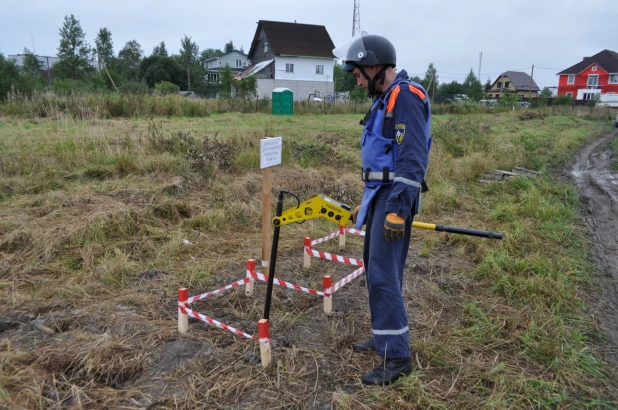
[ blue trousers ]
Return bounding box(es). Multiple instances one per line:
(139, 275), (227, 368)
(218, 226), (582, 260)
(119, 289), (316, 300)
(363, 187), (412, 359)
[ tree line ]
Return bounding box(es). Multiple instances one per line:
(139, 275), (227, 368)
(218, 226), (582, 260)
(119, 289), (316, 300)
(0, 14), (257, 100)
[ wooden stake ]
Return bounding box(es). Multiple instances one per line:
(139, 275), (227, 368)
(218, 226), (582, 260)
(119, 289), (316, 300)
(262, 166), (273, 268)
(245, 259), (255, 296)
(258, 319), (272, 368)
(323, 276), (333, 314)
(178, 288), (189, 334)
(303, 237), (311, 268)
(338, 225), (345, 250)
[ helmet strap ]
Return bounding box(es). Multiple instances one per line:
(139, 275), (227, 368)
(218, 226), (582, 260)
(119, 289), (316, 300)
(358, 65), (387, 97)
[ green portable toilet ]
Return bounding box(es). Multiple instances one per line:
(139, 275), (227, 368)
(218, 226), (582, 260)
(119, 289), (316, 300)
(272, 87), (294, 115)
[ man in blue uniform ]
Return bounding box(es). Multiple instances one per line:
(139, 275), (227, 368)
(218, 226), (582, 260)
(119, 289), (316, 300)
(336, 35), (432, 385)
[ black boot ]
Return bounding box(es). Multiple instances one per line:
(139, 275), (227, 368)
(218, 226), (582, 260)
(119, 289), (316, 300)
(361, 358), (412, 386)
(352, 338), (376, 352)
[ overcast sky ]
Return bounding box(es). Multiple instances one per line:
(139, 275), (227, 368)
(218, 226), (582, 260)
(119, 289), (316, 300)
(2, 0), (617, 90)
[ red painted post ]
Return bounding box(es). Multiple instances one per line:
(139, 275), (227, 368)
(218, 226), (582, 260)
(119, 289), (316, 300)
(303, 237), (311, 268)
(323, 275), (333, 313)
(246, 259), (256, 296)
(258, 318), (271, 368)
(178, 288), (189, 334)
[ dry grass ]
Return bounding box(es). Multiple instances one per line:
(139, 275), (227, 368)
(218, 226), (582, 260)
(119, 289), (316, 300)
(0, 111), (616, 408)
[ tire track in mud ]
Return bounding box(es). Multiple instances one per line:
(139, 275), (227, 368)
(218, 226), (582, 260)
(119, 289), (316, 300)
(570, 129), (618, 364)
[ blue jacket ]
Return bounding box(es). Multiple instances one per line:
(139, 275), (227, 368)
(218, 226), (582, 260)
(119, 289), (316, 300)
(359, 70), (431, 224)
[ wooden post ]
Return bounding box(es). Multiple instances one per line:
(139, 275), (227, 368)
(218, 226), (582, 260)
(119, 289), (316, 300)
(323, 276), (333, 313)
(338, 225), (345, 250)
(303, 237), (312, 268)
(178, 288), (189, 334)
(258, 319), (272, 368)
(262, 165), (273, 269)
(245, 259), (255, 296)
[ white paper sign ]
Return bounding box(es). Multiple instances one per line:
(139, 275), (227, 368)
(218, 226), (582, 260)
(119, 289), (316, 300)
(260, 137), (282, 169)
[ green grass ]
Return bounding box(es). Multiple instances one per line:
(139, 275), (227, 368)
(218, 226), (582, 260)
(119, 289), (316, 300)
(0, 110), (616, 408)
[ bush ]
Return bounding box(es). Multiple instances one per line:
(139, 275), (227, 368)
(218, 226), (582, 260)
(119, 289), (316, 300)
(118, 80), (149, 95)
(553, 95), (574, 106)
(154, 81), (180, 95)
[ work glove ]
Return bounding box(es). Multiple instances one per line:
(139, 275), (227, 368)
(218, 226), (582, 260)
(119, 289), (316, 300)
(384, 213), (405, 241)
(350, 205), (360, 225)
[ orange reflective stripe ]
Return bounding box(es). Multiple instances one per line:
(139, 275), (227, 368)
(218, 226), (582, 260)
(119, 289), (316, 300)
(386, 86), (401, 113)
(408, 84), (426, 101)
(386, 84), (427, 113)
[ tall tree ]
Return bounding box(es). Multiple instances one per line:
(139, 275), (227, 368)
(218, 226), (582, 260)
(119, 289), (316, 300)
(180, 35), (199, 91)
(0, 53), (22, 99)
(21, 48), (42, 76)
(484, 77), (492, 93)
(152, 41), (168, 57)
(334, 63), (355, 92)
(55, 14), (92, 80)
(463, 68), (483, 101)
(118, 40), (143, 81)
(139, 55), (183, 88)
(438, 80), (465, 96)
(200, 48), (224, 64)
(220, 64), (234, 97)
(422, 63), (438, 92)
(95, 27), (114, 70)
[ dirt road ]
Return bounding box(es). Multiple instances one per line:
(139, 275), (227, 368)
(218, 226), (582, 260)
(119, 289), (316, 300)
(570, 129), (618, 363)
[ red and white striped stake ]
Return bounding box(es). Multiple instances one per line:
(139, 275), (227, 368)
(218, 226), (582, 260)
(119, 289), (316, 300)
(246, 259), (255, 296)
(338, 225), (346, 249)
(258, 319), (271, 368)
(303, 237), (312, 268)
(323, 275), (333, 313)
(178, 288), (189, 334)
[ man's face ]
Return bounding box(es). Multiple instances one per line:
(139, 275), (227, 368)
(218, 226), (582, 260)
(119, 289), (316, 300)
(352, 65), (379, 89)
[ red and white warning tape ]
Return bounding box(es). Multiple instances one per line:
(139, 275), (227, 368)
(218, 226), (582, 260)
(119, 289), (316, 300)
(304, 247), (364, 267)
(332, 267), (365, 294)
(178, 304), (257, 341)
(248, 269), (324, 296)
(187, 277), (252, 304)
(344, 227), (366, 236)
(311, 231), (340, 247)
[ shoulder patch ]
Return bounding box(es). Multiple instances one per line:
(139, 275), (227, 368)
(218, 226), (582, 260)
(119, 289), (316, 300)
(395, 124), (406, 144)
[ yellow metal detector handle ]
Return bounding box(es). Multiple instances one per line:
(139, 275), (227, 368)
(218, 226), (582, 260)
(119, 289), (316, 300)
(273, 193), (502, 240)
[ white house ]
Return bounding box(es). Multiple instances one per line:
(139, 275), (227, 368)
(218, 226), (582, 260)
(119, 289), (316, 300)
(203, 42), (251, 82)
(240, 20), (335, 101)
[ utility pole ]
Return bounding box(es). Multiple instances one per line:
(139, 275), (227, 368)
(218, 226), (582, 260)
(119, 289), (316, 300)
(478, 51), (483, 83)
(352, 0), (361, 37)
(528, 64), (535, 101)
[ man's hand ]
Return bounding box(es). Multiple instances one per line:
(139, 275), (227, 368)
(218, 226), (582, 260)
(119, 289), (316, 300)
(384, 213), (405, 241)
(350, 205), (360, 224)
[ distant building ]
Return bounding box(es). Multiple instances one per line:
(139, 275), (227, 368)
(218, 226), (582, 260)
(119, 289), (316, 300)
(557, 49), (618, 101)
(238, 20), (335, 101)
(486, 71), (539, 99)
(8, 53), (99, 84)
(203, 42), (250, 82)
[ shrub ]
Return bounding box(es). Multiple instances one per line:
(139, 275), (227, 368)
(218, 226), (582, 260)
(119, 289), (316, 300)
(154, 81), (180, 95)
(118, 80), (149, 95)
(553, 95), (574, 106)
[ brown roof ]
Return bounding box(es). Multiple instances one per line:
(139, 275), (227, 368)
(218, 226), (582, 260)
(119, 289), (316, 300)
(249, 20), (335, 58)
(491, 71), (539, 91)
(558, 49), (618, 75)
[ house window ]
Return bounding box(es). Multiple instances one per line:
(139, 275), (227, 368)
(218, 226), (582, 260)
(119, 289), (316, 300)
(505, 82), (510, 88)
(567, 75), (575, 84)
(219, 61), (222, 67)
(286, 63), (294, 73)
(566, 92), (573, 97)
(264, 41), (268, 54)
(591, 66), (597, 71)
(583, 93), (596, 100)
(588, 75), (599, 86)
(316, 65), (324, 74)
(236, 59), (242, 68)
(497, 82), (502, 88)
(610, 74), (618, 84)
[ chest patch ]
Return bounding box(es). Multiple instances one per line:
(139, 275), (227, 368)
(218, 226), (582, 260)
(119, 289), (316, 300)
(395, 124), (406, 144)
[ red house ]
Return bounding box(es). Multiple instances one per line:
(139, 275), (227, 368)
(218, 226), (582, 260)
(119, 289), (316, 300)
(557, 49), (618, 101)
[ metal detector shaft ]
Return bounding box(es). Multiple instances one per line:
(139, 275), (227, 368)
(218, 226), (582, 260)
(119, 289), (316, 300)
(413, 222), (503, 240)
(263, 191), (285, 320)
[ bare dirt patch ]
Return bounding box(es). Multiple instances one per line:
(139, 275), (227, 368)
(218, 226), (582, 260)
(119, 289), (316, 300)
(570, 129), (618, 369)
